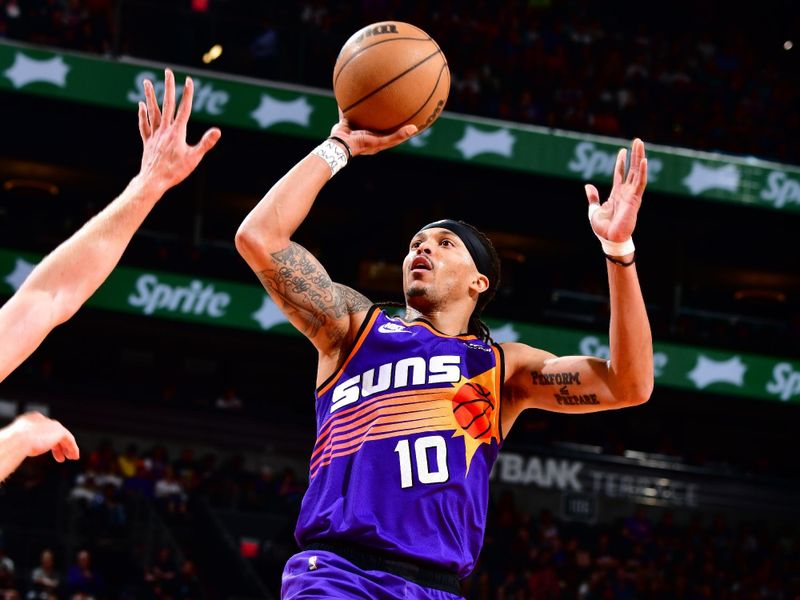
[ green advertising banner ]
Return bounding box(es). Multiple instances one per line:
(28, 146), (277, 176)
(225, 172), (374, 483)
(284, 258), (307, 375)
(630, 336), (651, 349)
(2, 39), (799, 212)
(2, 248), (798, 405)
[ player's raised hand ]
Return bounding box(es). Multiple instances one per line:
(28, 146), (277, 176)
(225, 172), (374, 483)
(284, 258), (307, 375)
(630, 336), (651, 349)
(585, 138), (648, 243)
(329, 109), (417, 157)
(137, 68), (222, 195)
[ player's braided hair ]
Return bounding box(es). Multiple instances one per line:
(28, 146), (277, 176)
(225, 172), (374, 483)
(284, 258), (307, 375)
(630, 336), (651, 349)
(462, 221), (501, 343)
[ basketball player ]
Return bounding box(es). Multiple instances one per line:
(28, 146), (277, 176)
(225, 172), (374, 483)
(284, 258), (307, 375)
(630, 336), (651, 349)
(0, 68), (221, 482)
(236, 120), (653, 599)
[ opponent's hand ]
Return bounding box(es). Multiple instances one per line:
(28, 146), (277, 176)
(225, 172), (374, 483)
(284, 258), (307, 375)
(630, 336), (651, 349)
(137, 68), (222, 195)
(329, 110), (417, 156)
(11, 411), (80, 463)
(585, 138), (648, 242)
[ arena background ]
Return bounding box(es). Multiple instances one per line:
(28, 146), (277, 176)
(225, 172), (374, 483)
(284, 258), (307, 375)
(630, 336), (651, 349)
(0, 1), (798, 598)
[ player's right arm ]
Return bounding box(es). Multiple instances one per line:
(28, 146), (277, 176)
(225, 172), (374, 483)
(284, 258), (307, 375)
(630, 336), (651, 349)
(235, 119), (416, 364)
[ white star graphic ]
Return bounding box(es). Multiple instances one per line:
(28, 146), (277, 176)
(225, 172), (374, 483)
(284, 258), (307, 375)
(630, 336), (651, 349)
(3, 258), (35, 291)
(250, 94), (313, 129)
(454, 125), (515, 160)
(490, 323), (519, 343)
(4, 53), (70, 89)
(251, 295), (289, 330)
(687, 354), (747, 389)
(682, 161), (741, 196)
(407, 128), (434, 148)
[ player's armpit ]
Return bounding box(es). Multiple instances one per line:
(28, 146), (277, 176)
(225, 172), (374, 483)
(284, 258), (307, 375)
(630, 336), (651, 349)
(333, 283), (373, 314)
(255, 242), (371, 350)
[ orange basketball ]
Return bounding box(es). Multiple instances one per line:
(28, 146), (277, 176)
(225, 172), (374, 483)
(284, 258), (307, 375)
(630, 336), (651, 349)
(333, 21), (450, 133)
(452, 382), (495, 440)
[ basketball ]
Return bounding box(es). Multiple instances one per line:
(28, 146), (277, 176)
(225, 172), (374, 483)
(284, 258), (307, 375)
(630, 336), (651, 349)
(452, 382), (495, 440)
(333, 21), (450, 133)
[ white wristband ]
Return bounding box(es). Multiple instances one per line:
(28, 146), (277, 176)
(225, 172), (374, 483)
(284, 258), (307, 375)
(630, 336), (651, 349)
(587, 203), (635, 256)
(311, 139), (348, 178)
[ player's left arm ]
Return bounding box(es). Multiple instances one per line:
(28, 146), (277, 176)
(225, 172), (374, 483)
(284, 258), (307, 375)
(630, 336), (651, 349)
(503, 139), (653, 425)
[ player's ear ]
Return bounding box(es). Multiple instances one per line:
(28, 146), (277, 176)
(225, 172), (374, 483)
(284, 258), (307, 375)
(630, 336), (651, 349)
(471, 273), (489, 295)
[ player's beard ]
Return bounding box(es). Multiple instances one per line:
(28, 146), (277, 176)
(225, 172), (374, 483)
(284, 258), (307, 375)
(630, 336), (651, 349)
(406, 282), (433, 309)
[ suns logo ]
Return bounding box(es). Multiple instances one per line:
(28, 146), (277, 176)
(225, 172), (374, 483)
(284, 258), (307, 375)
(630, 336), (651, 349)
(330, 355), (462, 412)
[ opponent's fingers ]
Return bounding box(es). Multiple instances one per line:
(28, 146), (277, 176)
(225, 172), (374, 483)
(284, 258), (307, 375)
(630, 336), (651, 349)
(162, 68), (176, 125)
(51, 445), (65, 463)
(175, 76), (194, 126)
(144, 79), (162, 131)
(190, 127), (222, 162)
(60, 428), (80, 460)
(613, 148), (626, 188)
(138, 101), (151, 141)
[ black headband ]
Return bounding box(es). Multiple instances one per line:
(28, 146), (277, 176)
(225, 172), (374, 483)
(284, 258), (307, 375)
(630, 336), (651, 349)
(420, 219), (495, 284)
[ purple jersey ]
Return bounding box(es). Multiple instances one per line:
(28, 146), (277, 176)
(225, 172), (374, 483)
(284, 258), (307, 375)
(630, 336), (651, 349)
(295, 306), (504, 578)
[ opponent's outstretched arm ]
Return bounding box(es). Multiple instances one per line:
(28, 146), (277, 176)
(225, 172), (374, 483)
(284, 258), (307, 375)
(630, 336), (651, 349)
(503, 139), (653, 426)
(0, 412), (80, 482)
(235, 119), (416, 357)
(0, 69), (221, 383)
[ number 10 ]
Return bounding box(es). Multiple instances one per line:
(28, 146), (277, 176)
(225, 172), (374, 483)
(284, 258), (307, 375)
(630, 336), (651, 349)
(393, 435), (449, 489)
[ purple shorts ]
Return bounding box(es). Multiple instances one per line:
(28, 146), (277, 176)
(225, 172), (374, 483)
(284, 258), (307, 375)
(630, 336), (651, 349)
(281, 550), (464, 600)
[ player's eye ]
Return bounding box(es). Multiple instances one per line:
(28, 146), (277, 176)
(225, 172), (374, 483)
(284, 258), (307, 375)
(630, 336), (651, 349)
(441, 238), (454, 247)
(410, 241), (421, 249)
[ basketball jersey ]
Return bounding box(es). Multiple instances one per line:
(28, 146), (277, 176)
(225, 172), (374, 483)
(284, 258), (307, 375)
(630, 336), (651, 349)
(295, 306), (504, 578)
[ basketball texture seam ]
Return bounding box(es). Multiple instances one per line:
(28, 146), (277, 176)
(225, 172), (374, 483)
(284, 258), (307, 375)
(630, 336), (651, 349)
(381, 62), (450, 132)
(333, 36), (432, 86)
(340, 49), (444, 114)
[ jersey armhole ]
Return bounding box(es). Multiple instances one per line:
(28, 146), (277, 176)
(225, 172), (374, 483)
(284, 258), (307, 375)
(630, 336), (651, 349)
(494, 343), (506, 445)
(315, 304), (381, 396)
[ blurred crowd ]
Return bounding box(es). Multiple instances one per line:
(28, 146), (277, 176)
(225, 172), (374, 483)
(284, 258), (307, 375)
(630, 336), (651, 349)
(0, 438), (304, 599)
(1, 0), (797, 164)
(2, 440), (797, 599)
(464, 494), (799, 599)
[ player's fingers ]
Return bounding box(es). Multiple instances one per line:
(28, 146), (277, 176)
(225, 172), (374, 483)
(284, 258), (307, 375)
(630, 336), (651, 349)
(370, 124), (417, 152)
(613, 148), (626, 188)
(634, 158), (648, 195)
(175, 76), (194, 126)
(627, 139), (644, 185)
(191, 128), (222, 161)
(162, 68), (176, 125)
(138, 102), (151, 141)
(144, 79), (162, 131)
(585, 184), (600, 205)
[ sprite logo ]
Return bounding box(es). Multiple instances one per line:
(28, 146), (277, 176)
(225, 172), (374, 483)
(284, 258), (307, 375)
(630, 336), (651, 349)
(766, 362), (800, 401)
(126, 70), (229, 115)
(567, 142), (662, 182)
(128, 274), (230, 317)
(760, 171), (800, 209)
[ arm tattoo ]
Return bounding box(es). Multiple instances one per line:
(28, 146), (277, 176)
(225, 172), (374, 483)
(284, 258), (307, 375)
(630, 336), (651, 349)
(256, 242), (371, 339)
(334, 283), (372, 312)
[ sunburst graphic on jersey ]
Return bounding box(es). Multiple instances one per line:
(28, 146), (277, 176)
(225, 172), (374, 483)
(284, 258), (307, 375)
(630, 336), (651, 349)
(446, 369), (500, 474)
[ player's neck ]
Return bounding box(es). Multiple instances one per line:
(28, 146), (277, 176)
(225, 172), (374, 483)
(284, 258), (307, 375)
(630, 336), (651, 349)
(404, 306), (471, 337)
